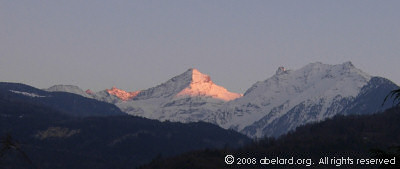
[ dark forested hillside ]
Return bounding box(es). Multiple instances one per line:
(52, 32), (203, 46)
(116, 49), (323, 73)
(140, 106), (400, 169)
(0, 84), (251, 169)
(0, 82), (124, 116)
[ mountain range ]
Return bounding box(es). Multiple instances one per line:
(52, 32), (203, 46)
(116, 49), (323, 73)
(2, 61), (399, 168)
(44, 62), (399, 138)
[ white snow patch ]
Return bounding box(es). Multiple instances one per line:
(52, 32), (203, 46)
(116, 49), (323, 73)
(10, 90), (47, 98)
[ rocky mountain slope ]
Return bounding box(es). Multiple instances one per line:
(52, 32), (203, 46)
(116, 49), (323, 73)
(217, 62), (398, 138)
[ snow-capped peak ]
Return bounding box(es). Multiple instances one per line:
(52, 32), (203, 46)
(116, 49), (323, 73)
(46, 85), (83, 92)
(242, 61), (371, 104)
(219, 61), (373, 137)
(133, 68), (242, 101)
(106, 86), (140, 101)
(117, 68), (242, 123)
(191, 68), (212, 83)
(85, 89), (94, 95)
(176, 68), (242, 101)
(45, 85), (91, 97)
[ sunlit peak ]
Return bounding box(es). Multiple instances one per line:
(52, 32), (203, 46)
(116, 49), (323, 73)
(176, 69), (242, 101)
(106, 87), (140, 101)
(85, 89), (93, 95)
(191, 68), (212, 83)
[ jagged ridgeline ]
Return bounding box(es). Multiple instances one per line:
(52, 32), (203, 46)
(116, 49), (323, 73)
(46, 62), (399, 139)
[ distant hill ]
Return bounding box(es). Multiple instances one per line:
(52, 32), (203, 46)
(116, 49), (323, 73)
(140, 106), (400, 169)
(0, 82), (124, 117)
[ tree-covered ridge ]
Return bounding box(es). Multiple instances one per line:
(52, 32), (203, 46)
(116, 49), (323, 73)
(140, 106), (400, 169)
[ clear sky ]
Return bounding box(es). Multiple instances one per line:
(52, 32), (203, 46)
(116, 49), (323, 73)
(1, 0), (399, 93)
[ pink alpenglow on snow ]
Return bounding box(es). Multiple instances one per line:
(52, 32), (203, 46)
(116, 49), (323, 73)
(176, 69), (242, 101)
(106, 87), (141, 101)
(85, 89), (94, 95)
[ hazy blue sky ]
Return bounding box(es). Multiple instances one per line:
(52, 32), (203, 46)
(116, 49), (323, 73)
(1, 0), (399, 93)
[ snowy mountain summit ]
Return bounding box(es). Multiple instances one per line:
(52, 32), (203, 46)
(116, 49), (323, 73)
(117, 68), (242, 122)
(106, 87), (140, 101)
(46, 85), (92, 98)
(132, 68), (242, 101)
(215, 61), (397, 138)
(175, 68), (242, 101)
